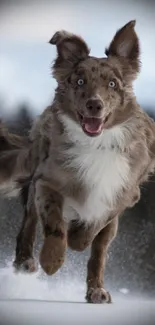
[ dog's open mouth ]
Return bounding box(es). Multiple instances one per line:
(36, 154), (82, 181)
(78, 112), (110, 136)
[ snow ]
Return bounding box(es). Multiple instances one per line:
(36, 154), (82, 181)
(0, 298), (154, 325)
(0, 261), (85, 302)
(0, 261), (154, 325)
(119, 288), (129, 295)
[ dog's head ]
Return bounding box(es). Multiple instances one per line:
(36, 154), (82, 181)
(50, 20), (140, 137)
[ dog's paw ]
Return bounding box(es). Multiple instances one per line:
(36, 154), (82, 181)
(86, 287), (112, 304)
(39, 235), (67, 275)
(13, 258), (38, 273)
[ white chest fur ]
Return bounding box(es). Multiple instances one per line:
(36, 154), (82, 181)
(61, 116), (131, 225)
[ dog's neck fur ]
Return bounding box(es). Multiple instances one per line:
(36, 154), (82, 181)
(58, 111), (131, 151)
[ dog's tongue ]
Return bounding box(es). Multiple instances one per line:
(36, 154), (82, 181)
(83, 117), (103, 134)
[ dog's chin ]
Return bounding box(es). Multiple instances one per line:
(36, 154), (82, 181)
(77, 112), (110, 137)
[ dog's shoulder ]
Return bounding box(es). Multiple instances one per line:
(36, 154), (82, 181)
(30, 105), (54, 141)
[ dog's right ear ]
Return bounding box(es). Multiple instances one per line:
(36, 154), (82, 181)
(49, 30), (90, 80)
(49, 30), (89, 63)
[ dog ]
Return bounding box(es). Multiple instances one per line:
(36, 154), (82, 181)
(0, 20), (155, 304)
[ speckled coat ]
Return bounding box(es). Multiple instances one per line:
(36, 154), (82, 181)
(0, 20), (155, 304)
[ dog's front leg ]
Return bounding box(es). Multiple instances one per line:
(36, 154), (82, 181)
(86, 217), (118, 304)
(35, 179), (67, 275)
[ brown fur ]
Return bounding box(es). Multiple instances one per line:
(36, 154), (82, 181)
(1, 21), (155, 303)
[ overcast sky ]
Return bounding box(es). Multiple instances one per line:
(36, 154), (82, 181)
(0, 0), (155, 116)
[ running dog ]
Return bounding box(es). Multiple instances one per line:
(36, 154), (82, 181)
(0, 20), (155, 303)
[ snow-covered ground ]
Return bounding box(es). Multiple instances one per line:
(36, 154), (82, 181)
(0, 299), (154, 325)
(0, 262), (154, 325)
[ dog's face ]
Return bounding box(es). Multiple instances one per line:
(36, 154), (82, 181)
(50, 20), (140, 137)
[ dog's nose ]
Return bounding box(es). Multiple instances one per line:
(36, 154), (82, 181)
(86, 98), (104, 115)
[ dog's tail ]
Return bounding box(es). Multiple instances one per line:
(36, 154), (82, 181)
(0, 121), (28, 151)
(0, 147), (33, 185)
(0, 122), (34, 194)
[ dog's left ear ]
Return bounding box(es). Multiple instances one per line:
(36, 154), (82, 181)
(49, 30), (90, 64)
(105, 20), (140, 76)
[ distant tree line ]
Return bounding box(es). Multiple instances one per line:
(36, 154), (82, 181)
(0, 102), (34, 136)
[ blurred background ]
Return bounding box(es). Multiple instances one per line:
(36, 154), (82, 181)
(0, 0), (155, 302)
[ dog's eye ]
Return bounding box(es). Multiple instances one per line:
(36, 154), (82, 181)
(77, 79), (84, 86)
(108, 80), (116, 88)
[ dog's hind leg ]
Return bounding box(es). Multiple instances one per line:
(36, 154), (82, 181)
(35, 179), (67, 275)
(13, 181), (38, 273)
